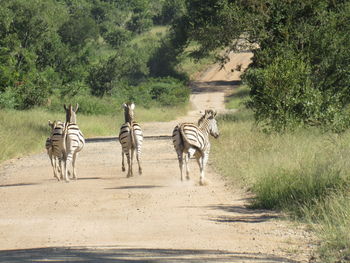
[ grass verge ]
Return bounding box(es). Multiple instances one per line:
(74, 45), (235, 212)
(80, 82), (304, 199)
(211, 87), (350, 262)
(0, 105), (187, 163)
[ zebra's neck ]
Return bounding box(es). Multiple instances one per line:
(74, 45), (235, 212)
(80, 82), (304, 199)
(124, 111), (134, 124)
(66, 113), (77, 124)
(198, 118), (210, 137)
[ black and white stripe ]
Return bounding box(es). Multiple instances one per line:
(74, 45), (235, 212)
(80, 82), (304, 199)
(119, 103), (143, 177)
(46, 120), (65, 181)
(63, 104), (85, 181)
(172, 109), (219, 185)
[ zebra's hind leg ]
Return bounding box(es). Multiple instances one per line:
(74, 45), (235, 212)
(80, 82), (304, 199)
(53, 157), (60, 181)
(58, 158), (63, 181)
(136, 149), (142, 175)
(185, 148), (196, 180)
(184, 153), (190, 180)
(175, 148), (184, 181)
(121, 152), (126, 172)
(72, 152), (78, 180)
(198, 152), (209, 186)
(50, 155), (59, 181)
(130, 148), (135, 177)
(64, 153), (73, 182)
(126, 151), (133, 178)
(63, 160), (70, 182)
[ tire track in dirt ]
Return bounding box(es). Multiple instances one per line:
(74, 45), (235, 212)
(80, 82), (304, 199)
(0, 51), (313, 262)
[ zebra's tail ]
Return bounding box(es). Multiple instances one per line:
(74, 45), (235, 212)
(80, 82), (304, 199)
(179, 124), (191, 147)
(62, 122), (68, 160)
(130, 122), (136, 148)
(172, 125), (184, 152)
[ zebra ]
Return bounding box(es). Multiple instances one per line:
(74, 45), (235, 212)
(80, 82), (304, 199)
(119, 102), (143, 177)
(172, 109), (219, 185)
(46, 120), (65, 181)
(63, 104), (85, 182)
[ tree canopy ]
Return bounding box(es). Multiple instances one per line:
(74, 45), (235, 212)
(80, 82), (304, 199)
(173, 0), (350, 131)
(0, 0), (184, 110)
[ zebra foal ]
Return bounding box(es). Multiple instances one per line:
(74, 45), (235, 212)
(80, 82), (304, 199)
(63, 104), (85, 182)
(119, 102), (143, 177)
(46, 120), (65, 181)
(172, 109), (219, 185)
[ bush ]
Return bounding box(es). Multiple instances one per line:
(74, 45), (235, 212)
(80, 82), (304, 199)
(105, 27), (132, 48)
(245, 50), (322, 131)
(0, 87), (18, 109)
(47, 94), (121, 115)
(139, 77), (189, 106)
(88, 46), (149, 96)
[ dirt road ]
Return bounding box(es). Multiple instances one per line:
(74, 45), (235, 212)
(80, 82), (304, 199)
(0, 51), (313, 262)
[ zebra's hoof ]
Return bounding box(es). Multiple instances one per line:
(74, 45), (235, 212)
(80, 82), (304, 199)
(186, 175), (190, 180)
(199, 180), (208, 186)
(122, 167), (125, 172)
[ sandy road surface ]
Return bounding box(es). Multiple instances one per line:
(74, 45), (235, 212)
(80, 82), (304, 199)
(0, 51), (313, 262)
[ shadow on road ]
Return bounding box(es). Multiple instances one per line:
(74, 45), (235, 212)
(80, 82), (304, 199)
(0, 183), (39, 188)
(210, 214), (278, 223)
(105, 185), (163, 190)
(190, 204), (280, 224)
(78, 177), (102, 180)
(191, 80), (242, 94)
(0, 246), (300, 263)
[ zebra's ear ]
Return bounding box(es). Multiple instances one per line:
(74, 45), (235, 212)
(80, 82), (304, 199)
(122, 103), (127, 108)
(130, 103), (135, 110)
(74, 103), (79, 113)
(64, 104), (67, 111)
(48, 120), (55, 129)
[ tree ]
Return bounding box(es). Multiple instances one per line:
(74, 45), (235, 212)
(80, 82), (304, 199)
(173, 0), (350, 131)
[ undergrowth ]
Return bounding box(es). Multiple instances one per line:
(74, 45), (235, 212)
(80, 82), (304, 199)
(211, 88), (350, 262)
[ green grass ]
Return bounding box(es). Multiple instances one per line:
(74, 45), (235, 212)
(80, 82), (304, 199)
(0, 104), (187, 163)
(211, 89), (350, 262)
(225, 85), (250, 109)
(176, 43), (218, 79)
(131, 26), (168, 46)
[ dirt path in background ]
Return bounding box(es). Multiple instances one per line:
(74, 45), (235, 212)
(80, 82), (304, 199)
(0, 51), (314, 262)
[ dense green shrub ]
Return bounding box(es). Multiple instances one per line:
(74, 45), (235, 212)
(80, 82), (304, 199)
(141, 77), (189, 106)
(245, 50), (323, 131)
(112, 77), (189, 108)
(47, 94), (120, 115)
(45, 77), (189, 115)
(105, 27), (132, 48)
(88, 46), (150, 96)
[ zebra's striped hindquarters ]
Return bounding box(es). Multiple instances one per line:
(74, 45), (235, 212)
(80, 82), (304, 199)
(64, 123), (85, 181)
(47, 121), (65, 181)
(119, 122), (143, 177)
